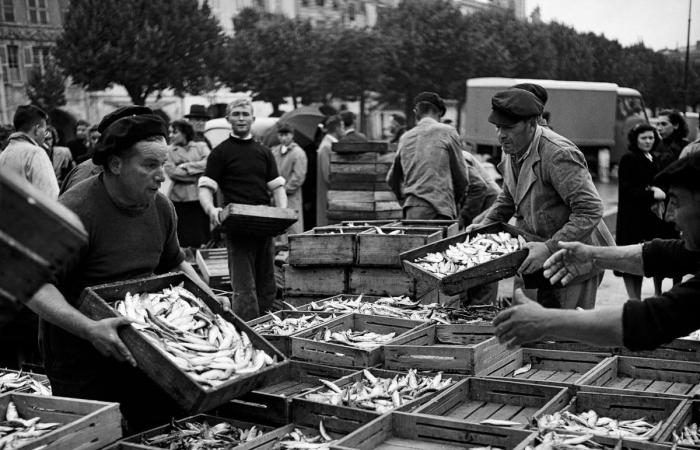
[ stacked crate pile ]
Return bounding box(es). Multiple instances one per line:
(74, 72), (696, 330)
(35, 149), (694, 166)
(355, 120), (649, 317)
(326, 141), (401, 223)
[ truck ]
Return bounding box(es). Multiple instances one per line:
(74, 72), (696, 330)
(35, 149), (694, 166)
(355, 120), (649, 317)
(460, 77), (648, 174)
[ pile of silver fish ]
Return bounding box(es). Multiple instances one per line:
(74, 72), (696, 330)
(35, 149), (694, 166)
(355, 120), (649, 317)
(275, 422), (335, 450)
(0, 371), (51, 395)
(304, 369), (453, 413)
(537, 410), (661, 441)
(252, 313), (337, 336)
(115, 285), (275, 388)
(414, 232), (526, 278)
(142, 420), (263, 448)
(673, 422), (700, 445)
(311, 327), (395, 349)
(526, 432), (613, 450)
(683, 329), (700, 340)
(0, 401), (62, 449)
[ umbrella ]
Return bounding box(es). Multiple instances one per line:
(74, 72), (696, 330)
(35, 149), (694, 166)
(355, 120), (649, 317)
(262, 105), (325, 147)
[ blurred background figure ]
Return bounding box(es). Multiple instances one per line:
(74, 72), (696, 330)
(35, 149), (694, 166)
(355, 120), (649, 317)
(165, 119), (211, 256)
(339, 110), (367, 142)
(271, 123), (307, 240)
(88, 125), (101, 154)
(184, 104), (212, 147)
(388, 113), (406, 144)
(615, 124), (666, 299)
(43, 125), (75, 187)
(67, 119), (91, 164)
(316, 115), (344, 227)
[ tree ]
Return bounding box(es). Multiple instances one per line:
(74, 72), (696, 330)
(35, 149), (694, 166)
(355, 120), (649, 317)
(26, 57), (67, 112)
(55, 0), (229, 105)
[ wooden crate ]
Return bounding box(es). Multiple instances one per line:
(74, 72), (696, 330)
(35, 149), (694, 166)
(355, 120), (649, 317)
(241, 422), (346, 450)
(400, 223), (540, 295)
(658, 399), (700, 447)
(78, 272), (287, 414)
(356, 227), (442, 267)
(0, 368), (50, 395)
(382, 324), (511, 375)
(532, 391), (685, 442)
(327, 209), (401, 222)
(194, 248), (229, 288)
(215, 361), (357, 426)
(340, 220), (396, 227)
(577, 356), (700, 398)
(288, 226), (370, 266)
(347, 267), (415, 297)
(388, 220), (460, 238)
(618, 338), (700, 362)
(524, 340), (616, 355)
(220, 203), (297, 236)
(291, 314), (425, 368)
(414, 377), (572, 428)
(281, 295), (333, 308)
(332, 411), (537, 450)
(290, 294), (383, 312)
(332, 141), (389, 154)
(0, 170), (88, 304)
(284, 265), (348, 296)
(478, 349), (609, 386)
(0, 392), (121, 450)
(247, 311), (344, 356)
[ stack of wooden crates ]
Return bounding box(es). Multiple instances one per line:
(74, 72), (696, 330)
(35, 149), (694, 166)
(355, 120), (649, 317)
(326, 141), (402, 223)
(283, 220), (461, 306)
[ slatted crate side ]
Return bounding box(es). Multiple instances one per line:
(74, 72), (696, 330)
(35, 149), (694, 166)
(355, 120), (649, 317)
(220, 203), (298, 236)
(354, 314), (426, 336)
(281, 295), (331, 308)
(288, 227), (362, 266)
(332, 142), (389, 154)
(241, 423), (346, 450)
(194, 248), (229, 287)
(388, 220), (460, 238)
(293, 397), (380, 437)
(327, 210), (392, 222)
(78, 272), (287, 414)
(340, 220), (396, 226)
(658, 400), (700, 446)
(618, 338), (700, 363)
(577, 356), (700, 398)
(347, 266), (415, 297)
(524, 340), (616, 354)
(283, 265), (348, 296)
(289, 294), (381, 312)
(247, 311), (342, 356)
(328, 190), (376, 212)
(0, 393), (122, 450)
(330, 152), (379, 163)
(356, 227), (443, 267)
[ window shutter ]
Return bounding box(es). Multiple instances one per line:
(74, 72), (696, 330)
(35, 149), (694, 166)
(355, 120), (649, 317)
(24, 46), (33, 66)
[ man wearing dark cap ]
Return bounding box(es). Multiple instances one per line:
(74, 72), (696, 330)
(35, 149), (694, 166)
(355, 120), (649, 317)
(25, 106), (212, 432)
(469, 88), (613, 309)
(387, 91), (468, 220)
(272, 123), (307, 236)
(493, 151), (700, 351)
(512, 82), (550, 128)
(338, 110), (368, 143)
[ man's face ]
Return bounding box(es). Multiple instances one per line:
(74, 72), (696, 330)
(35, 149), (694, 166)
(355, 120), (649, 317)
(115, 137), (168, 205)
(666, 186), (700, 251)
(495, 120), (535, 155)
(227, 106), (254, 137)
(33, 119), (48, 145)
(656, 115), (675, 139)
(76, 124), (88, 140)
(278, 131), (294, 146)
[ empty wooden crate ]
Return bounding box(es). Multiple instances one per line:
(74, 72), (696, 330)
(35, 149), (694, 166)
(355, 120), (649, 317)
(356, 227), (442, 267)
(220, 203), (297, 236)
(195, 248), (229, 288)
(288, 226), (370, 266)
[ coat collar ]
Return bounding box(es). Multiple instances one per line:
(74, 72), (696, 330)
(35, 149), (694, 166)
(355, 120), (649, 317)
(498, 126), (543, 205)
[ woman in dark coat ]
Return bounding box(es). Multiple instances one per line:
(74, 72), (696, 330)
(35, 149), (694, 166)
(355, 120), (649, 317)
(616, 123), (666, 299)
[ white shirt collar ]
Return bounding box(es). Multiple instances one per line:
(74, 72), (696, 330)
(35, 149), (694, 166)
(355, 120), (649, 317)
(231, 132), (253, 140)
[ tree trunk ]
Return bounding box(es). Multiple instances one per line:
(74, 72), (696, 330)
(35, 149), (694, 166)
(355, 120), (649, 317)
(404, 90), (414, 128)
(358, 89), (366, 135)
(126, 85), (149, 106)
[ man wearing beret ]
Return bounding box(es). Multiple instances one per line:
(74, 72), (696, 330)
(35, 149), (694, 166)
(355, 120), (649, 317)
(493, 152), (700, 351)
(199, 97), (287, 320)
(469, 89), (614, 309)
(387, 91), (468, 220)
(25, 106), (212, 432)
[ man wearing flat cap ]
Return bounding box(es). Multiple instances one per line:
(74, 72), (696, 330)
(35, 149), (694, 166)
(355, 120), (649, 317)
(469, 89), (614, 309)
(387, 91), (468, 221)
(272, 122), (307, 237)
(493, 151), (700, 351)
(25, 106), (212, 432)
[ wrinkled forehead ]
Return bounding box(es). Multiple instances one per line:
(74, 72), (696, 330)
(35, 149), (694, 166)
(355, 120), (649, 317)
(132, 136), (168, 158)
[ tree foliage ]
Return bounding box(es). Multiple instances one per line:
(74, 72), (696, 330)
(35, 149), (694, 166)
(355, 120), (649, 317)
(55, 0), (228, 105)
(26, 56), (67, 112)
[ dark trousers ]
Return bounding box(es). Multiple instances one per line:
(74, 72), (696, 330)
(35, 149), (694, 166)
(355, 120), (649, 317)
(226, 233), (276, 320)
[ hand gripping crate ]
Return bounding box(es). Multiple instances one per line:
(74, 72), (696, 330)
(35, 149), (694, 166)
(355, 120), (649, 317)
(247, 310), (343, 356)
(577, 355), (700, 398)
(331, 411), (537, 450)
(382, 323), (512, 375)
(78, 272), (286, 414)
(414, 377), (573, 429)
(291, 313), (426, 368)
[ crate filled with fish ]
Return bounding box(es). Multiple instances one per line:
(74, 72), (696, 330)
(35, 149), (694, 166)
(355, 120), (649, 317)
(248, 311), (344, 356)
(478, 349), (609, 387)
(532, 392), (685, 442)
(414, 377), (573, 429)
(216, 361), (357, 427)
(0, 392), (122, 450)
(658, 399), (700, 448)
(386, 219), (460, 238)
(242, 420), (344, 450)
(526, 431), (674, 450)
(118, 414), (276, 449)
(577, 356), (700, 398)
(78, 272), (286, 413)
(382, 323), (512, 374)
(0, 369), (51, 395)
(291, 313), (425, 368)
(332, 411), (538, 450)
(400, 222), (538, 295)
(355, 226), (442, 267)
(288, 226), (372, 266)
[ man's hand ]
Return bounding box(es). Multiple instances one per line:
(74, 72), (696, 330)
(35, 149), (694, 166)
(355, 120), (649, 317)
(542, 241), (595, 285)
(86, 317), (136, 366)
(518, 241), (551, 275)
(464, 222), (483, 233)
(650, 186), (666, 201)
(208, 207), (223, 227)
(493, 289), (549, 349)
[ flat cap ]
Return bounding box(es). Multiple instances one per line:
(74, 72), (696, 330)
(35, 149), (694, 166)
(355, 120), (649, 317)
(488, 89), (544, 126)
(654, 151), (700, 191)
(414, 91), (446, 117)
(93, 106), (167, 165)
(97, 106), (154, 133)
(512, 83), (548, 105)
(277, 122), (294, 133)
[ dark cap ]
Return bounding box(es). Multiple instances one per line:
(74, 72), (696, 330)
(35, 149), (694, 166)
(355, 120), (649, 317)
(654, 151), (700, 191)
(414, 91), (446, 116)
(488, 89), (544, 126)
(184, 104), (210, 120)
(339, 110), (356, 126)
(512, 83), (548, 105)
(97, 106), (153, 133)
(93, 107), (167, 165)
(325, 114), (343, 131)
(277, 122), (294, 133)
(391, 113), (406, 126)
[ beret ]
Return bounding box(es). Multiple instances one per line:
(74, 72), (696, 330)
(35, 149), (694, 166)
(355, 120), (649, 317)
(97, 106), (154, 133)
(414, 91), (446, 116)
(654, 151), (700, 191)
(93, 111), (167, 165)
(277, 122), (294, 133)
(488, 89), (544, 126)
(512, 83), (548, 105)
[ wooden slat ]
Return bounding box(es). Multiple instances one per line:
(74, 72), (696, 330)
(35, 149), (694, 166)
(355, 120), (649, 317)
(356, 227), (442, 267)
(283, 265), (347, 296)
(332, 142), (389, 153)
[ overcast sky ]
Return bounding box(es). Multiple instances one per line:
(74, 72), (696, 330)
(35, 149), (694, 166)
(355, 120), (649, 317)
(525, 0), (700, 51)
